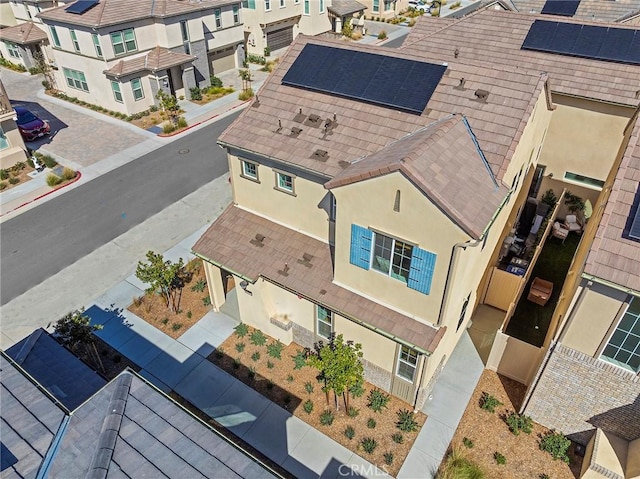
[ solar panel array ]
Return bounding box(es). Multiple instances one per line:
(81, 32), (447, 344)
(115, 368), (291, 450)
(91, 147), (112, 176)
(541, 0), (580, 16)
(281, 44), (447, 115)
(522, 20), (640, 65)
(65, 0), (99, 14)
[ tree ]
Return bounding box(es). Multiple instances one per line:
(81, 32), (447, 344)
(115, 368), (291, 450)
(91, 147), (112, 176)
(32, 50), (56, 91)
(155, 90), (180, 125)
(54, 308), (104, 372)
(306, 333), (364, 411)
(238, 69), (253, 93)
(135, 251), (187, 312)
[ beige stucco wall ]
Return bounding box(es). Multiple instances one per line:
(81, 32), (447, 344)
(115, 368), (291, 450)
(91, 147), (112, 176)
(203, 262), (226, 311)
(1, 2), (17, 26)
(334, 314), (397, 371)
(486, 330), (544, 384)
(537, 95), (633, 184)
(561, 282), (627, 356)
(0, 116), (28, 169)
(229, 153), (331, 241)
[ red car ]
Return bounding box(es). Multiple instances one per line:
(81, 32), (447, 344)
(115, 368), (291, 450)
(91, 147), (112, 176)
(15, 106), (51, 141)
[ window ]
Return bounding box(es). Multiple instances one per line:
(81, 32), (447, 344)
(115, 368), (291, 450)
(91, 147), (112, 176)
(280, 0), (285, 6)
(601, 297), (640, 372)
(316, 305), (333, 339)
(294, 0), (299, 3)
(50, 26), (61, 47)
(242, 0), (256, 8)
(5, 42), (21, 59)
(329, 194), (336, 221)
(215, 8), (222, 28)
(304, 0), (309, 14)
(457, 294), (471, 331)
(0, 127), (8, 150)
(131, 78), (144, 101)
(92, 34), (102, 57)
(397, 346), (418, 382)
(241, 160), (258, 180)
(63, 67), (89, 92)
(110, 28), (137, 56)
(70, 30), (80, 52)
(233, 4), (240, 23)
(275, 171), (294, 193)
(563, 171), (605, 190)
(372, 232), (413, 284)
(384, 0), (395, 11)
(24, 4), (31, 19)
(372, 0), (379, 12)
(111, 81), (123, 103)
(180, 20), (189, 42)
(319, 0), (324, 12)
(265, 0), (271, 10)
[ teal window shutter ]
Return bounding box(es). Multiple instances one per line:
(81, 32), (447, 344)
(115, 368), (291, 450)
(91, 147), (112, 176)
(350, 224), (372, 270)
(408, 247), (436, 294)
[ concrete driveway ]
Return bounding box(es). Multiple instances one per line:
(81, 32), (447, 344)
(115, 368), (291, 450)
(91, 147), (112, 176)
(2, 69), (158, 169)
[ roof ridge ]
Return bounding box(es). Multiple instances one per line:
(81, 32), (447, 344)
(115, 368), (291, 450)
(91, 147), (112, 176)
(93, 0), (108, 28)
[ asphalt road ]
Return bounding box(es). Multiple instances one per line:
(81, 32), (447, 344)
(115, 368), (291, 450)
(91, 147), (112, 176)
(0, 113), (239, 305)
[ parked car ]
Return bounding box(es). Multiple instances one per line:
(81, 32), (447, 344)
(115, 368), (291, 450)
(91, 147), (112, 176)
(14, 107), (51, 141)
(408, 0), (431, 12)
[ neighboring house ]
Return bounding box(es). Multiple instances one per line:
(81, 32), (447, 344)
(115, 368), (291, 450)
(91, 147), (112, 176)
(0, 79), (28, 169)
(327, 0), (367, 34)
(0, 0), (18, 27)
(37, 0), (245, 114)
(511, 0), (640, 22)
(193, 7), (640, 443)
(0, 21), (49, 69)
(0, 337), (283, 478)
(241, 0), (331, 55)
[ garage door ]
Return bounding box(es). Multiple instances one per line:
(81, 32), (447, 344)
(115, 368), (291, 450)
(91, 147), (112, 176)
(267, 26), (293, 51)
(209, 46), (236, 75)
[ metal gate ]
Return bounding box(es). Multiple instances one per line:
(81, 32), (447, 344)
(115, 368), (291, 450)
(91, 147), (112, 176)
(483, 267), (522, 311)
(266, 26), (293, 51)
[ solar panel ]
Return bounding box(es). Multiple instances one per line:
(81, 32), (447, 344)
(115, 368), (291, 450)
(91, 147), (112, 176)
(630, 203), (640, 240)
(282, 44), (446, 114)
(541, 0), (580, 16)
(522, 20), (640, 66)
(65, 0), (99, 14)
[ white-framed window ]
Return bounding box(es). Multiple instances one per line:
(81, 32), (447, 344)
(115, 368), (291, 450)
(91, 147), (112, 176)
(275, 171), (294, 193)
(303, 0), (309, 14)
(241, 160), (258, 180)
(0, 127), (9, 150)
(563, 171), (605, 190)
(372, 232), (413, 284)
(92, 33), (102, 57)
(180, 20), (189, 42)
(50, 26), (61, 48)
(233, 4), (240, 23)
(457, 294), (471, 331)
(131, 78), (144, 101)
(265, 0), (271, 10)
(63, 67), (89, 92)
(110, 28), (137, 56)
(601, 297), (640, 373)
(242, 0), (256, 8)
(24, 4), (31, 19)
(280, 0), (285, 7)
(214, 8), (222, 28)
(5, 42), (21, 58)
(316, 305), (333, 339)
(396, 345), (418, 382)
(373, 0), (379, 12)
(319, 0), (324, 12)
(384, 0), (395, 11)
(70, 30), (80, 52)
(111, 81), (123, 103)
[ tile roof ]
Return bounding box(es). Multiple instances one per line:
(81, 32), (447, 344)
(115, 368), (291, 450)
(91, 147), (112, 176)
(328, 0), (368, 16)
(326, 114), (510, 238)
(192, 205), (445, 353)
(511, 0), (640, 22)
(0, 354), (66, 479)
(0, 22), (47, 44)
(104, 46), (195, 77)
(38, 0), (234, 28)
(584, 113), (640, 292)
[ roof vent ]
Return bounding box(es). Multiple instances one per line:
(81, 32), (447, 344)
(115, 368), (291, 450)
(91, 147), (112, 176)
(474, 89), (489, 103)
(277, 262), (290, 276)
(297, 252), (314, 268)
(338, 160), (350, 169)
(454, 48), (460, 59)
(252, 95), (260, 108)
(311, 149), (329, 161)
(319, 289), (327, 295)
(290, 126), (303, 137)
(250, 233), (266, 247)
(454, 78), (466, 91)
(294, 107), (306, 123)
(305, 113), (322, 128)
(275, 119), (282, 133)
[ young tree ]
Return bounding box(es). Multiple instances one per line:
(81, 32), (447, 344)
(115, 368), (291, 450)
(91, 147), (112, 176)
(238, 69), (253, 93)
(155, 90), (180, 125)
(54, 308), (104, 372)
(135, 251), (187, 312)
(32, 50), (56, 91)
(306, 333), (364, 411)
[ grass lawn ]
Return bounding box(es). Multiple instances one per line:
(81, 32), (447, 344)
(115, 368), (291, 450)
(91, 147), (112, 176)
(505, 232), (580, 347)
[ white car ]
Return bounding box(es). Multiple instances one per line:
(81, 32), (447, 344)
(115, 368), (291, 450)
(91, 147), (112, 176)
(408, 0), (430, 12)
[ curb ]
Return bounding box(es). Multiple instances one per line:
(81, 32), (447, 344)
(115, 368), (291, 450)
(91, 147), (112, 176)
(0, 171), (82, 218)
(157, 100), (251, 138)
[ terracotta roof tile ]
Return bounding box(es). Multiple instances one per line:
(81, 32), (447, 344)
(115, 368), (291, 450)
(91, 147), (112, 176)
(192, 206), (443, 353)
(103, 46), (195, 77)
(0, 23), (47, 45)
(511, 0), (640, 22)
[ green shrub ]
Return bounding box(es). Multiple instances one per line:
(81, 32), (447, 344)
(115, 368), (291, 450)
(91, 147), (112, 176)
(392, 433), (404, 444)
(463, 437), (474, 448)
(186, 311), (192, 319)
(494, 452), (506, 465)
(349, 380), (365, 398)
(234, 323), (249, 337)
(367, 418), (376, 429)
(439, 449), (485, 479)
(384, 452), (394, 466)
(202, 296), (211, 306)
(8, 177), (20, 185)
(303, 399), (314, 414)
(171, 323), (182, 331)
(46, 174), (62, 187)
(61, 167), (76, 181)
(539, 475), (550, 479)
(214, 347), (224, 359)
(266, 379), (274, 389)
(396, 409), (419, 432)
(0, 58), (27, 72)
(26, 158), (35, 168)
(250, 330), (267, 346)
(161, 317), (169, 325)
(150, 105), (158, 112)
(232, 358), (241, 369)
(238, 88), (254, 101)
(190, 279), (207, 292)
(0, 169), (8, 180)
(189, 87), (202, 101)
(377, 30), (387, 40)
(367, 389), (390, 413)
(251, 351), (260, 362)
(246, 54), (266, 65)
(42, 155), (57, 168)
(163, 123), (176, 134)
(361, 437), (377, 454)
(267, 340), (284, 359)
(210, 75), (223, 87)
(292, 349), (307, 369)
(247, 366), (256, 379)
(347, 406), (359, 418)
(304, 381), (314, 394)
(480, 392), (502, 413)
(286, 374), (294, 383)
(0, 182), (7, 190)
(506, 412), (533, 435)
(264, 46), (271, 57)
(266, 360), (274, 369)
(235, 342), (245, 353)
(320, 410), (334, 426)
(177, 117), (188, 128)
(344, 425), (355, 440)
(540, 431), (571, 463)
(13, 161), (26, 171)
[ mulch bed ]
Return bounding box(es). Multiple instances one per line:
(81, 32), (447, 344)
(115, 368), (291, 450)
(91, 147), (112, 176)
(447, 370), (583, 479)
(0, 164), (34, 192)
(208, 326), (425, 477)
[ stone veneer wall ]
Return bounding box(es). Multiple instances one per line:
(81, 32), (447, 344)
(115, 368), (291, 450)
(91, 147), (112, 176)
(524, 343), (640, 445)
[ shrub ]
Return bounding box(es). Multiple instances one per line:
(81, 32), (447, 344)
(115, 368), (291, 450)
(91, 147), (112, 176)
(246, 54), (266, 65)
(266, 380), (274, 389)
(46, 174), (62, 187)
(61, 167), (76, 181)
(163, 123), (176, 134)
(304, 381), (314, 394)
(13, 161), (26, 171)
(384, 452), (394, 466)
(392, 433), (404, 444)
(234, 323), (249, 337)
(349, 380), (365, 398)
(539, 475), (550, 479)
(161, 317), (169, 325)
(286, 374), (294, 383)
(463, 437), (474, 448)
(251, 351), (260, 362)
(210, 75), (223, 87)
(42, 80), (51, 90)
(186, 311), (192, 319)
(0, 169), (8, 180)
(189, 87), (202, 101)
(214, 347), (224, 359)
(27, 158), (35, 168)
(9, 177), (20, 185)
(506, 412), (533, 435)
(320, 410), (334, 426)
(361, 437), (377, 454)
(367, 418), (376, 429)
(42, 155), (57, 168)
(235, 342), (245, 353)
(480, 392), (502, 413)
(347, 406), (359, 418)
(177, 117), (188, 128)
(344, 426), (355, 440)
(248, 366), (256, 379)
(396, 409), (419, 432)
(191, 279), (207, 292)
(0, 182), (6, 191)
(494, 452), (506, 465)
(440, 449), (485, 479)
(367, 389), (390, 413)
(202, 296), (211, 306)
(250, 330), (267, 346)
(377, 30), (387, 40)
(267, 340), (284, 359)
(171, 323), (182, 332)
(232, 358), (241, 369)
(264, 46), (271, 57)
(266, 360), (274, 369)
(540, 431), (571, 463)
(303, 400), (314, 414)
(292, 349), (307, 369)
(238, 88), (254, 101)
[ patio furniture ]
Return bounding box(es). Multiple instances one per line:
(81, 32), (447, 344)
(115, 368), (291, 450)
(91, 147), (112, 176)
(551, 221), (569, 242)
(564, 214), (582, 233)
(527, 277), (553, 306)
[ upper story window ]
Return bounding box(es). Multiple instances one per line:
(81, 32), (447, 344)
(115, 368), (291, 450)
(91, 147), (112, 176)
(240, 160), (258, 181)
(316, 305), (333, 339)
(70, 30), (80, 52)
(23, 4), (32, 19)
(233, 4), (240, 23)
(131, 78), (144, 101)
(265, 0), (271, 10)
(303, 0), (309, 14)
(5, 42), (21, 58)
(350, 224), (437, 295)
(63, 67), (89, 92)
(384, 0), (395, 11)
(242, 0), (256, 8)
(563, 171), (605, 190)
(319, 0), (324, 12)
(180, 20), (189, 42)
(372, 0), (379, 12)
(92, 33), (102, 57)
(280, 0), (285, 6)
(50, 26), (61, 48)
(110, 28), (137, 56)
(396, 345), (418, 382)
(0, 127), (9, 150)
(275, 171), (294, 194)
(214, 9), (222, 28)
(601, 297), (640, 373)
